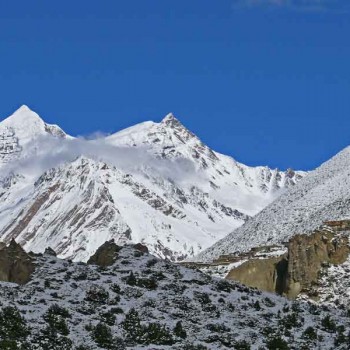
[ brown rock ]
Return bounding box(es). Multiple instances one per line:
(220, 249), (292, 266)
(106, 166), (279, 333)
(133, 243), (149, 254)
(225, 225), (350, 299)
(0, 239), (35, 284)
(226, 256), (288, 294)
(286, 230), (349, 299)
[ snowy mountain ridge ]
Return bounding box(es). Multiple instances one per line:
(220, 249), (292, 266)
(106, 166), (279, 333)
(196, 144), (350, 262)
(0, 105), (305, 261)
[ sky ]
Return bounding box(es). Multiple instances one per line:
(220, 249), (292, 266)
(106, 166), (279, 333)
(0, 1), (349, 171)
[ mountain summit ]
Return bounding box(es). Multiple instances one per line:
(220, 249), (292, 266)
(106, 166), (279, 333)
(0, 105), (67, 165)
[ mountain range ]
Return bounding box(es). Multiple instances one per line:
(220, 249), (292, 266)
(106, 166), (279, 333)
(0, 105), (304, 261)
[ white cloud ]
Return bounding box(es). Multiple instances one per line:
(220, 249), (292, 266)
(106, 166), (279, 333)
(233, 0), (348, 12)
(1, 135), (205, 188)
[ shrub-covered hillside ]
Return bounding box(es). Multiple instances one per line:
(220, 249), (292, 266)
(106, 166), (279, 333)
(0, 243), (349, 349)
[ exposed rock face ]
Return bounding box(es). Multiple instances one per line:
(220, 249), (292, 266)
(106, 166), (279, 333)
(226, 256), (288, 294)
(225, 224), (350, 299)
(0, 239), (35, 284)
(286, 230), (349, 299)
(0, 127), (22, 163)
(87, 240), (122, 267)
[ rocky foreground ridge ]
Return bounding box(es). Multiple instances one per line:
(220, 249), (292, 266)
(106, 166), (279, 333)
(0, 240), (349, 349)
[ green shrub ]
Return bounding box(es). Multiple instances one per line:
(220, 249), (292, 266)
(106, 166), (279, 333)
(111, 284), (121, 294)
(43, 305), (70, 336)
(264, 297), (276, 308)
(234, 339), (251, 350)
(216, 280), (233, 292)
(85, 285), (109, 304)
(174, 321), (187, 339)
(91, 322), (114, 348)
(302, 326), (317, 341)
(121, 308), (143, 342)
(266, 335), (289, 350)
(100, 311), (116, 326)
(136, 278), (158, 290)
(143, 322), (174, 345)
(124, 272), (137, 286)
(33, 326), (73, 350)
(280, 312), (302, 330)
(253, 301), (261, 311)
(0, 306), (29, 345)
(321, 315), (337, 333)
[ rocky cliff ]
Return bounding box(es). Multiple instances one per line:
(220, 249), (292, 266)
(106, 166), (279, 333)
(286, 229), (349, 298)
(225, 222), (350, 299)
(226, 256), (288, 295)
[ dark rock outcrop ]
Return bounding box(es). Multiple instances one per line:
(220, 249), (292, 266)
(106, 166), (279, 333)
(87, 240), (122, 267)
(44, 247), (57, 256)
(133, 243), (149, 254)
(88, 241), (150, 267)
(0, 239), (35, 284)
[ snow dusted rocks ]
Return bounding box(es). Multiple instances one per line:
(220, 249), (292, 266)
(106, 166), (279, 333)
(0, 242), (349, 349)
(0, 106), (305, 261)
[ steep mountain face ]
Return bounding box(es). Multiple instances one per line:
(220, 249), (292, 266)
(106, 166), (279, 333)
(0, 241), (349, 349)
(196, 145), (350, 262)
(0, 106), (305, 261)
(107, 113), (304, 216)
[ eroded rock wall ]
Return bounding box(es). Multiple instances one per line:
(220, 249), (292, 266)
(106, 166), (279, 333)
(286, 230), (349, 298)
(226, 256), (288, 294)
(225, 228), (350, 299)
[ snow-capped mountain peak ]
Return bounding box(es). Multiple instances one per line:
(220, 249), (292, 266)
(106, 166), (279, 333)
(161, 112), (177, 123)
(0, 105), (68, 165)
(2, 105), (45, 132)
(1, 104), (67, 139)
(160, 112), (189, 131)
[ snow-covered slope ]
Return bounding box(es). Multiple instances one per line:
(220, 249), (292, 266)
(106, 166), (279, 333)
(1, 242), (349, 350)
(196, 145), (350, 262)
(0, 106), (305, 261)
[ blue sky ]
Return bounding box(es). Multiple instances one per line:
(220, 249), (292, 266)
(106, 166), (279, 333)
(0, 1), (349, 170)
